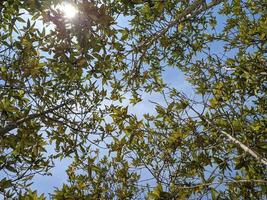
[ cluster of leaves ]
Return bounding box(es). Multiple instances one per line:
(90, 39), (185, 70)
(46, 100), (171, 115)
(0, 0), (266, 199)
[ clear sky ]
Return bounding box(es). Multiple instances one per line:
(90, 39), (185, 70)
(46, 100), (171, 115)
(14, 1), (228, 197)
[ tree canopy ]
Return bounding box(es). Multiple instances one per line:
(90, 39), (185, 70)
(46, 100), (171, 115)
(0, 0), (266, 199)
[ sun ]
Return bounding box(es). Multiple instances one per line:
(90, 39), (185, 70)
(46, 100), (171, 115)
(57, 2), (78, 19)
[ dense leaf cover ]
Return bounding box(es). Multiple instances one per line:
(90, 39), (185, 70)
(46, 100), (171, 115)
(0, 0), (266, 199)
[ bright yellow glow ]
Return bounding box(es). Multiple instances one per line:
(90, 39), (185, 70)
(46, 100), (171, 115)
(57, 3), (78, 19)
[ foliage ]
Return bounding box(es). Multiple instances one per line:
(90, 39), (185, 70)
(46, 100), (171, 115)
(0, 0), (266, 199)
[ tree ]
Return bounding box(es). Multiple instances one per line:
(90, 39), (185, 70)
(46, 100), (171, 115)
(1, 0), (266, 199)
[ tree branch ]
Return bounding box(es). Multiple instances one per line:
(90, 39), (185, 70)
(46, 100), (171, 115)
(141, 0), (224, 48)
(185, 97), (267, 166)
(173, 179), (267, 189)
(0, 99), (75, 135)
(220, 130), (267, 166)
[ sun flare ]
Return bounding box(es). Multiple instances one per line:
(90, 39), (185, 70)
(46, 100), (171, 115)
(57, 3), (78, 19)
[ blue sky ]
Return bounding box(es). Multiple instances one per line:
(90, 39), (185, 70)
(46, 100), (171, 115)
(3, 1), (232, 197)
(30, 54), (193, 196)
